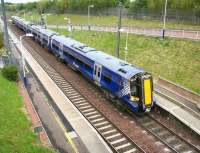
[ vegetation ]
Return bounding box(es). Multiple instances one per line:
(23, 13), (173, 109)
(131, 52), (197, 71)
(6, 0), (200, 14)
(22, 13), (200, 30)
(2, 65), (18, 81)
(7, 0), (200, 29)
(0, 71), (54, 153)
(51, 28), (200, 94)
(0, 32), (5, 56)
(130, 0), (200, 12)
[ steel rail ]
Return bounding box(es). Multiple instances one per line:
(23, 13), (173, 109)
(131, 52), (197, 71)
(11, 26), (145, 153)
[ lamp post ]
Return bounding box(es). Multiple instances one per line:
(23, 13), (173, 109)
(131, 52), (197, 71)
(124, 31), (129, 62)
(31, 15), (34, 23)
(162, 0), (168, 39)
(20, 33), (33, 87)
(64, 17), (72, 32)
(88, 5), (94, 30)
(44, 13), (51, 29)
(1, 0), (11, 63)
(24, 10), (26, 19)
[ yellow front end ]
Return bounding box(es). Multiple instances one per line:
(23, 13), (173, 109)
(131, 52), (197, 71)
(144, 79), (152, 106)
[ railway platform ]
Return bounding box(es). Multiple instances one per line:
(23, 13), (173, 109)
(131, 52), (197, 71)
(155, 92), (200, 136)
(8, 28), (112, 153)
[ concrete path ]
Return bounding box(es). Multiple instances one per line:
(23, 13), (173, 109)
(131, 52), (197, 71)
(48, 24), (200, 40)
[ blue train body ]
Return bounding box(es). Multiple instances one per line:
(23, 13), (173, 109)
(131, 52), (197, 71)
(12, 16), (156, 113)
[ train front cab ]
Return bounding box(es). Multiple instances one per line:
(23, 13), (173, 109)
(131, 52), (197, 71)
(130, 73), (154, 113)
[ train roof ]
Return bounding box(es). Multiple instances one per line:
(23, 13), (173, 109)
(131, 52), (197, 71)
(22, 20), (32, 26)
(52, 35), (144, 79)
(12, 16), (144, 79)
(40, 28), (58, 37)
(88, 51), (144, 79)
(30, 24), (41, 31)
(12, 16), (32, 26)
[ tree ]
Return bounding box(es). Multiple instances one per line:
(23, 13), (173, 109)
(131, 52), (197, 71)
(37, 0), (49, 14)
(56, 0), (69, 13)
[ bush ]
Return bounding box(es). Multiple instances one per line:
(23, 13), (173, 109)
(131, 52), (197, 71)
(2, 65), (18, 81)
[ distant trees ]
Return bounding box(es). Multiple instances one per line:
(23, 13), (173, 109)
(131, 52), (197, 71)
(129, 0), (200, 13)
(6, 0), (200, 15)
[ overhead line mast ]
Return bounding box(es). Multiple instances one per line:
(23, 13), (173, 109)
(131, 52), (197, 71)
(1, 0), (11, 63)
(115, 1), (122, 58)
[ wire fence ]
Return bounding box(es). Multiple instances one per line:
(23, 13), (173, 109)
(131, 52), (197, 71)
(63, 7), (200, 25)
(48, 24), (200, 40)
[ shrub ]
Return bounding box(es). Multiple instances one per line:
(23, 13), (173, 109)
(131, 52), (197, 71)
(2, 65), (18, 81)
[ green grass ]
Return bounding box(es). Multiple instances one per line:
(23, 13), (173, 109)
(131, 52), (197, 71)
(51, 28), (200, 94)
(21, 12), (200, 30)
(0, 72), (54, 153)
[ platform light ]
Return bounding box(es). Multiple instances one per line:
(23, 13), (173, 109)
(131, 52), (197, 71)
(20, 33), (33, 87)
(88, 4), (94, 30)
(124, 31), (129, 62)
(64, 17), (72, 36)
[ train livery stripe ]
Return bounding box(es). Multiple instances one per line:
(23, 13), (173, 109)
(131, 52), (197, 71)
(144, 79), (152, 106)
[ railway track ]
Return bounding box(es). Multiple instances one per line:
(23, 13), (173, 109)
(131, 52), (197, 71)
(135, 114), (200, 153)
(11, 28), (145, 153)
(154, 84), (200, 118)
(10, 25), (200, 153)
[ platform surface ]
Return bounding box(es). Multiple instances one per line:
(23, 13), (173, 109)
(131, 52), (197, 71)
(155, 94), (200, 135)
(9, 28), (112, 153)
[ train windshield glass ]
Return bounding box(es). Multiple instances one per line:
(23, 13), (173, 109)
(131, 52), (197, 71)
(130, 81), (139, 97)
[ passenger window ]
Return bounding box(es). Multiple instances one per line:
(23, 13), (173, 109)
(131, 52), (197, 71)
(103, 74), (111, 84)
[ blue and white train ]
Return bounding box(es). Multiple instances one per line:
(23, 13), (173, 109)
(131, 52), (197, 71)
(12, 16), (156, 113)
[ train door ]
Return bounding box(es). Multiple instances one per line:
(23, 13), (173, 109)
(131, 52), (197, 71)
(59, 43), (64, 59)
(93, 63), (102, 86)
(40, 33), (43, 44)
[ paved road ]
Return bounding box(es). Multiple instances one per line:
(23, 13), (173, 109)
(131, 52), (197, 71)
(48, 24), (200, 40)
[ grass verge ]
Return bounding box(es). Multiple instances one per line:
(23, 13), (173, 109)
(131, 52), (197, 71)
(0, 71), (54, 153)
(51, 28), (200, 94)
(21, 13), (200, 30)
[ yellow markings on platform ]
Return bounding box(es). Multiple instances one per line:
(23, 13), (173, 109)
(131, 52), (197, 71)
(144, 79), (152, 106)
(46, 101), (79, 153)
(54, 115), (79, 153)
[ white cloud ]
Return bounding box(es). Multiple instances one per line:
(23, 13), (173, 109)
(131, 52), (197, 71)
(5, 0), (39, 3)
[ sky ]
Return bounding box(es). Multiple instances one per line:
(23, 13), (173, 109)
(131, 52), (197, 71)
(5, 0), (39, 3)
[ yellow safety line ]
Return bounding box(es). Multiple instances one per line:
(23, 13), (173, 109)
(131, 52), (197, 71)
(45, 100), (79, 153)
(53, 114), (79, 153)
